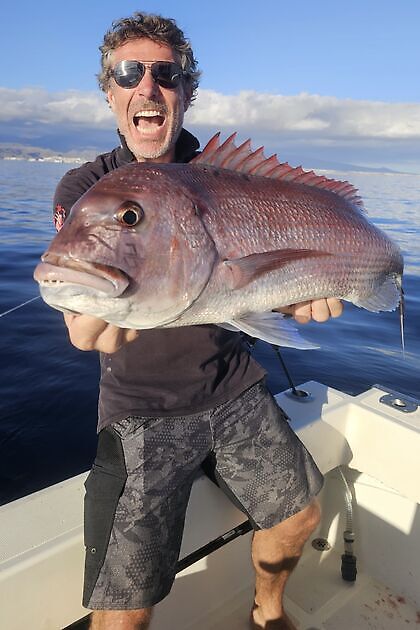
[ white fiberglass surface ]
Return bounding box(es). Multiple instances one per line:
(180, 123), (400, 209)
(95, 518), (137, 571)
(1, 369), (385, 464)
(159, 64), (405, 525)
(177, 466), (420, 630)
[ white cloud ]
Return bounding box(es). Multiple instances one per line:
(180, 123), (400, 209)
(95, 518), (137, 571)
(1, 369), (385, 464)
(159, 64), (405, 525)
(0, 87), (113, 127)
(0, 86), (419, 171)
(1, 86), (419, 141)
(187, 90), (420, 140)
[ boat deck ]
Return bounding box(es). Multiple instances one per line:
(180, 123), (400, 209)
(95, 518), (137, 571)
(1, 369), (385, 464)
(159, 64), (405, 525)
(203, 547), (420, 630)
(68, 564), (420, 630)
(288, 548), (420, 629)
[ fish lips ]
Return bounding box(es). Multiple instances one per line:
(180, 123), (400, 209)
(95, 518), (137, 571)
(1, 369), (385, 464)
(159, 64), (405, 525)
(33, 255), (130, 298)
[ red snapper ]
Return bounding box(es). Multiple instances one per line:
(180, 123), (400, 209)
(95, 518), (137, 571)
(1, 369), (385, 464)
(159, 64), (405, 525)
(33, 133), (404, 349)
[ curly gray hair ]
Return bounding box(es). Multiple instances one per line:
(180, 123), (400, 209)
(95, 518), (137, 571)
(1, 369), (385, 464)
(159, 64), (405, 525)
(98, 11), (201, 101)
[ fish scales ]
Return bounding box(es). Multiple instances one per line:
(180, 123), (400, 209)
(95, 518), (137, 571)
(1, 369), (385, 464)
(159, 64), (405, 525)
(163, 166), (397, 319)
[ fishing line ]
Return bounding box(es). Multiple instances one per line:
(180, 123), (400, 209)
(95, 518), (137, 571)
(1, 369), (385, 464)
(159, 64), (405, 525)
(399, 284), (405, 357)
(0, 296), (40, 318)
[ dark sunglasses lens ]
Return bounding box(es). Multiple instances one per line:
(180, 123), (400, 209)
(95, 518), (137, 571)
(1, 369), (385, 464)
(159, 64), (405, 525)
(151, 62), (183, 88)
(112, 60), (184, 89)
(113, 61), (144, 88)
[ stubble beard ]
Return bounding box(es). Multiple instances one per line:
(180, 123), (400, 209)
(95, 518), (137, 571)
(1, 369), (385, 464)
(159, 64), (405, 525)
(126, 104), (184, 162)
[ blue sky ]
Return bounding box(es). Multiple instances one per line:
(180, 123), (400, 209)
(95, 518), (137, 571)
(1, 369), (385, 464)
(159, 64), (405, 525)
(1, 0), (420, 171)
(3, 0), (419, 99)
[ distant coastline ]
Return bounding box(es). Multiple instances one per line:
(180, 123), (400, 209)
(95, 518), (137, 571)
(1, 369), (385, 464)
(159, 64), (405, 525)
(0, 141), (413, 175)
(0, 142), (96, 165)
(3, 155), (84, 164)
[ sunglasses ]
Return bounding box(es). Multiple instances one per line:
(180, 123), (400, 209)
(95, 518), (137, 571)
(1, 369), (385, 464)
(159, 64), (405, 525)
(111, 60), (187, 90)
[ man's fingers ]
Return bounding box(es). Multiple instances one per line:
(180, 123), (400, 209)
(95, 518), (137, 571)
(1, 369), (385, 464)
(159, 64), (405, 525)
(124, 328), (140, 343)
(277, 298), (344, 323)
(326, 297), (344, 318)
(63, 313), (139, 352)
(95, 325), (139, 353)
(309, 299), (332, 323)
(292, 301), (312, 324)
(307, 298), (344, 322)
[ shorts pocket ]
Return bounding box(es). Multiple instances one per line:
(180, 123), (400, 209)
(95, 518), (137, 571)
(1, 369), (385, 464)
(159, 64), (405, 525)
(82, 428), (127, 606)
(112, 415), (163, 439)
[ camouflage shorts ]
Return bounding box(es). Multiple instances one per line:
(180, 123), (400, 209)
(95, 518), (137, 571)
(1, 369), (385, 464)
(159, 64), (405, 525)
(82, 380), (323, 610)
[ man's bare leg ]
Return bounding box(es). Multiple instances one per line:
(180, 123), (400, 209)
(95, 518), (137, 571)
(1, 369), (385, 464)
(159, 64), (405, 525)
(250, 499), (321, 629)
(89, 608), (153, 630)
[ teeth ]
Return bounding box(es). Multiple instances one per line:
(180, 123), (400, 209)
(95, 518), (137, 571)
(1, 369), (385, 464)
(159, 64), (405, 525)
(134, 110), (163, 118)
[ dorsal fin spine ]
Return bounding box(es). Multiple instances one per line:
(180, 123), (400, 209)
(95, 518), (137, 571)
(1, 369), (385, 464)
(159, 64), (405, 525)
(221, 139), (253, 170)
(267, 163), (293, 178)
(191, 133), (364, 210)
(283, 166), (305, 182)
(249, 154), (279, 176)
(237, 147), (265, 172)
(212, 133), (237, 166)
(196, 133), (220, 163)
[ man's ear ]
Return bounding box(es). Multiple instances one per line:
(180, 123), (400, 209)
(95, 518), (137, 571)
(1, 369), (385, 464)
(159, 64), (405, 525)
(107, 89), (116, 112)
(183, 86), (192, 112)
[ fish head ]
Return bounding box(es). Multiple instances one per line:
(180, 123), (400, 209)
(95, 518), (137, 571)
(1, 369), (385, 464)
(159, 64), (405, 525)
(34, 163), (217, 328)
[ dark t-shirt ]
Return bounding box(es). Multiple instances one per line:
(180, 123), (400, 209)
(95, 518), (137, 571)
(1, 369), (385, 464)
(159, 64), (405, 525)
(53, 129), (266, 431)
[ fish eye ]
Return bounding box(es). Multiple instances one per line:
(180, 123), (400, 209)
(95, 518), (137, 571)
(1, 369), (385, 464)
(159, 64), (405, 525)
(115, 201), (144, 227)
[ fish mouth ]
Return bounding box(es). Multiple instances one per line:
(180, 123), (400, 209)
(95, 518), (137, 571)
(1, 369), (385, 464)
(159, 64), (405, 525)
(33, 253), (130, 298)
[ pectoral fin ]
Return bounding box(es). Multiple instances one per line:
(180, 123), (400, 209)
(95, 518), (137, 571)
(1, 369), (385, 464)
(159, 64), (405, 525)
(219, 311), (319, 349)
(224, 249), (331, 289)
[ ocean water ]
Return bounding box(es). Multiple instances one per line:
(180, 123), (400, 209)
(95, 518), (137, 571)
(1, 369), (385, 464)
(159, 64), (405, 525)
(0, 160), (419, 505)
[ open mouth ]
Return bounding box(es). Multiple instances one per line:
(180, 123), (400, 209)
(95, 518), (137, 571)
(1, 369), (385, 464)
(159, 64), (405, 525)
(133, 109), (166, 134)
(33, 253), (130, 298)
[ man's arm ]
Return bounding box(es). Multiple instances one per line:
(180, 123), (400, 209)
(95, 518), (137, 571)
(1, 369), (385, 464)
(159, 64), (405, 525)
(64, 313), (139, 353)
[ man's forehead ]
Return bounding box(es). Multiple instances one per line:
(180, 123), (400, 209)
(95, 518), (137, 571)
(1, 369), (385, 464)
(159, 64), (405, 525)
(111, 38), (179, 63)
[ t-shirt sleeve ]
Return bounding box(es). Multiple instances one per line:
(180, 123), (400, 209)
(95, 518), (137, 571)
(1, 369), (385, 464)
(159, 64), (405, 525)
(52, 163), (102, 231)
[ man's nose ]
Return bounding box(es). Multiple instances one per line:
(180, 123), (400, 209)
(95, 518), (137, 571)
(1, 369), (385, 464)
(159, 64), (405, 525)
(134, 68), (160, 99)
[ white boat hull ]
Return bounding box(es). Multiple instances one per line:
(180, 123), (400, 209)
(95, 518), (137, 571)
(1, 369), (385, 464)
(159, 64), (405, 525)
(1, 381), (419, 629)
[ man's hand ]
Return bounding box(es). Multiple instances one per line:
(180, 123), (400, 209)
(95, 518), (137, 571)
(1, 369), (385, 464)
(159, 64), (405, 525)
(64, 313), (139, 353)
(276, 298), (343, 324)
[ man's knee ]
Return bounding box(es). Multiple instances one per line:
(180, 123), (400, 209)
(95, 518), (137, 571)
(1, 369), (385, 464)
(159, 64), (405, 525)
(261, 497), (321, 545)
(296, 497), (321, 534)
(280, 498), (321, 544)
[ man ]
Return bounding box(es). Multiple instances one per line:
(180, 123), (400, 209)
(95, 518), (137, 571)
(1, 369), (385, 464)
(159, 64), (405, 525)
(55, 12), (343, 630)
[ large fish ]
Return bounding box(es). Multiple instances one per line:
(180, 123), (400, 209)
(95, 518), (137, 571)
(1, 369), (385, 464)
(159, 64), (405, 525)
(34, 133), (404, 349)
